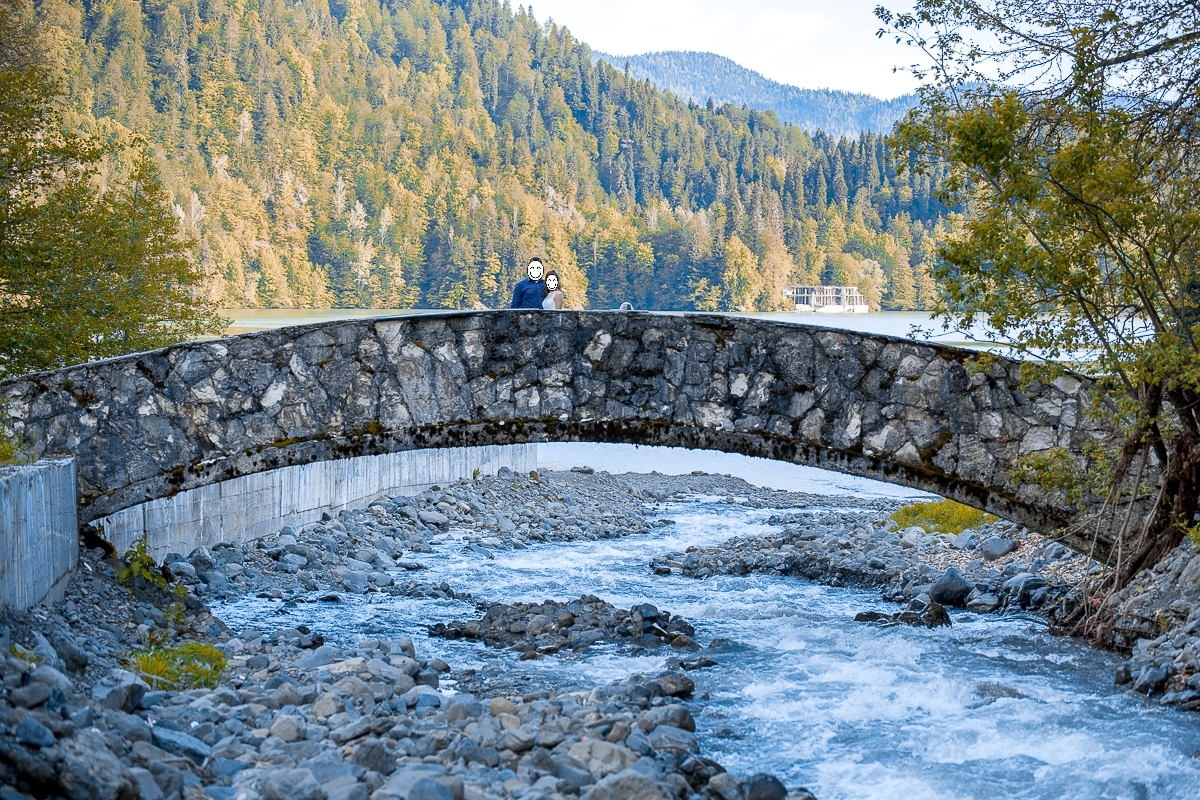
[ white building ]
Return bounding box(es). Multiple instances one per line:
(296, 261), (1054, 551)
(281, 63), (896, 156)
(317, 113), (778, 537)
(785, 285), (871, 313)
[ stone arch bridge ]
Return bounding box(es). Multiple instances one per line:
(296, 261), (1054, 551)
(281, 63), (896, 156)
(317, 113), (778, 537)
(0, 312), (1112, 556)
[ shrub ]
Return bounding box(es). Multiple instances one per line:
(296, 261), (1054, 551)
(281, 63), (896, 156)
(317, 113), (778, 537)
(890, 499), (998, 535)
(127, 642), (226, 690)
(118, 536), (166, 589)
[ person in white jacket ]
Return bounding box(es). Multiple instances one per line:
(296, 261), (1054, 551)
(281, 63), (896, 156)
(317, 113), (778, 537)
(541, 270), (564, 309)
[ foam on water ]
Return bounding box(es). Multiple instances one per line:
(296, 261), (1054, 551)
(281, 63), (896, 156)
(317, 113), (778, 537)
(213, 496), (1200, 800)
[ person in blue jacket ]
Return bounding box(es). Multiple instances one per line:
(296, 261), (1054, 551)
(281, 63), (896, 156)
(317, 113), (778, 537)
(510, 258), (548, 309)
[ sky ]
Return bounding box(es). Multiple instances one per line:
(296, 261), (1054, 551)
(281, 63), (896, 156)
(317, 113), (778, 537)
(525, 0), (920, 99)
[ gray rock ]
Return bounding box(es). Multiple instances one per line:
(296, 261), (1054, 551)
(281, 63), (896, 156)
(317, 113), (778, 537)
(104, 711), (152, 743)
(271, 715), (308, 743)
(188, 546), (215, 572)
(14, 716), (56, 747)
(93, 669), (149, 712)
(198, 572), (231, 591)
(342, 571), (369, 592)
(643, 704), (695, 732)
(49, 628), (90, 673)
(1131, 665), (1169, 695)
(352, 739), (395, 775)
(10, 682), (52, 708)
(743, 774), (788, 800)
(647, 725), (697, 754)
(260, 769), (326, 800)
(330, 717), (374, 744)
(294, 646), (342, 669)
(708, 773), (743, 800)
(966, 592), (1001, 613)
(58, 729), (137, 800)
(379, 766), (450, 799)
(928, 568), (974, 607)
(979, 537), (1018, 561)
(582, 771), (672, 800)
(407, 779), (453, 800)
(129, 768), (163, 800)
(417, 511), (449, 528)
(151, 727), (212, 763)
(323, 783), (367, 800)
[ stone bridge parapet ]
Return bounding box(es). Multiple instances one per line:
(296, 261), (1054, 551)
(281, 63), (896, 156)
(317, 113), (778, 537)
(0, 312), (1112, 554)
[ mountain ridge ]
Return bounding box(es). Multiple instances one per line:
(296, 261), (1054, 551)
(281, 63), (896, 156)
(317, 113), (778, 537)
(596, 50), (918, 138)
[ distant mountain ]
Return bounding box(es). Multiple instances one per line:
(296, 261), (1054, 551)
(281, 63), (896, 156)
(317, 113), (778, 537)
(596, 51), (917, 138)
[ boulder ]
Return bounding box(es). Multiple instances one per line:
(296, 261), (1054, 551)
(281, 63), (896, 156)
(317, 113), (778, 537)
(647, 725), (697, 754)
(14, 716), (56, 748)
(270, 715), (308, 743)
(707, 773), (744, 800)
(743, 774), (788, 800)
(150, 727), (211, 763)
(979, 537), (1017, 561)
(567, 740), (638, 778)
(92, 669), (149, 712)
(352, 739), (396, 775)
(642, 704), (695, 732)
(259, 769), (326, 800)
(928, 568), (974, 607)
(582, 770), (672, 800)
(58, 729), (138, 800)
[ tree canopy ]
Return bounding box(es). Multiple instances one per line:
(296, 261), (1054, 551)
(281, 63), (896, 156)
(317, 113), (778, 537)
(877, 0), (1200, 586)
(32, 0), (947, 312)
(0, 0), (223, 379)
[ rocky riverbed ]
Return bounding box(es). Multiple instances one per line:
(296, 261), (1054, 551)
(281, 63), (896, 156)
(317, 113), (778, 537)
(4, 466), (1200, 800)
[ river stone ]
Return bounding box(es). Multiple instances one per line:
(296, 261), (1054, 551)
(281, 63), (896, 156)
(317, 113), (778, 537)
(980, 537), (1018, 561)
(582, 771), (672, 800)
(742, 774), (787, 800)
(351, 738), (396, 775)
(652, 673), (694, 698)
(93, 669), (149, 712)
(58, 729), (138, 800)
(188, 547), (215, 572)
(643, 704), (695, 732)
(14, 716), (56, 747)
(488, 697), (518, 716)
(567, 740), (638, 777)
(379, 766), (450, 799)
(408, 779), (453, 800)
(151, 727), (212, 763)
(648, 725), (697, 754)
(928, 568), (974, 607)
(417, 510), (449, 528)
(966, 592), (1001, 613)
(270, 715), (308, 743)
(707, 773), (743, 800)
(260, 768), (326, 800)
(342, 571), (369, 592)
(129, 767), (163, 800)
(10, 682), (52, 708)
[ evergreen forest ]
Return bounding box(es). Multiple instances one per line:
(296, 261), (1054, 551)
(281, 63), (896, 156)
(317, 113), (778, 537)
(38, 0), (948, 311)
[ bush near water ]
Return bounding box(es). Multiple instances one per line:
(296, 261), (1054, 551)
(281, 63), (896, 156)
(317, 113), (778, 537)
(890, 499), (998, 536)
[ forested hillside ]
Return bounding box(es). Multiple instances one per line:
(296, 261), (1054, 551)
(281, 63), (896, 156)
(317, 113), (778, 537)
(597, 51), (919, 138)
(37, 0), (945, 310)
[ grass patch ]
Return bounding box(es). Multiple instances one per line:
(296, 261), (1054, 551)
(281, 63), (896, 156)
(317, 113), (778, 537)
(891, 499), (998, 535)
(126, 642), (226, 690)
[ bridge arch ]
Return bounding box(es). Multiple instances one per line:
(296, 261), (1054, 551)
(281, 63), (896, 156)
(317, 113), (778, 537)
(0, 311), (1110, 554)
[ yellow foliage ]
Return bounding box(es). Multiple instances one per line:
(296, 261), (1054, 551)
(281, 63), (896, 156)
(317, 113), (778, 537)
(890, 499), (998, 535)
(128, 642), (226, 690)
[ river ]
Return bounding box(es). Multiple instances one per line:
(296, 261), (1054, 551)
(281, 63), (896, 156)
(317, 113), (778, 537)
(212, 445), (1200, 800)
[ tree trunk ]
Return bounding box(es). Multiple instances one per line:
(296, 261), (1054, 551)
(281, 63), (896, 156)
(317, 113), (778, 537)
(1116, 432), (1200, 588)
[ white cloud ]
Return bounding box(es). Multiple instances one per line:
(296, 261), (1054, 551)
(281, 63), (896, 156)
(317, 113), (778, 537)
(529, 0), (919, 98)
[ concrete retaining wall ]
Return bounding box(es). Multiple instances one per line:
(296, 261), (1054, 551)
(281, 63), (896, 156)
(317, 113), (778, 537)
(0, 458), (78, 610)
(97, 444), (536, 561)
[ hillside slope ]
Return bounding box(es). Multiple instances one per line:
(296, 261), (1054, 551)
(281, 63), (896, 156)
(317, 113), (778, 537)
(599, 50), (918, 137)
(37, 0), (942, 310)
